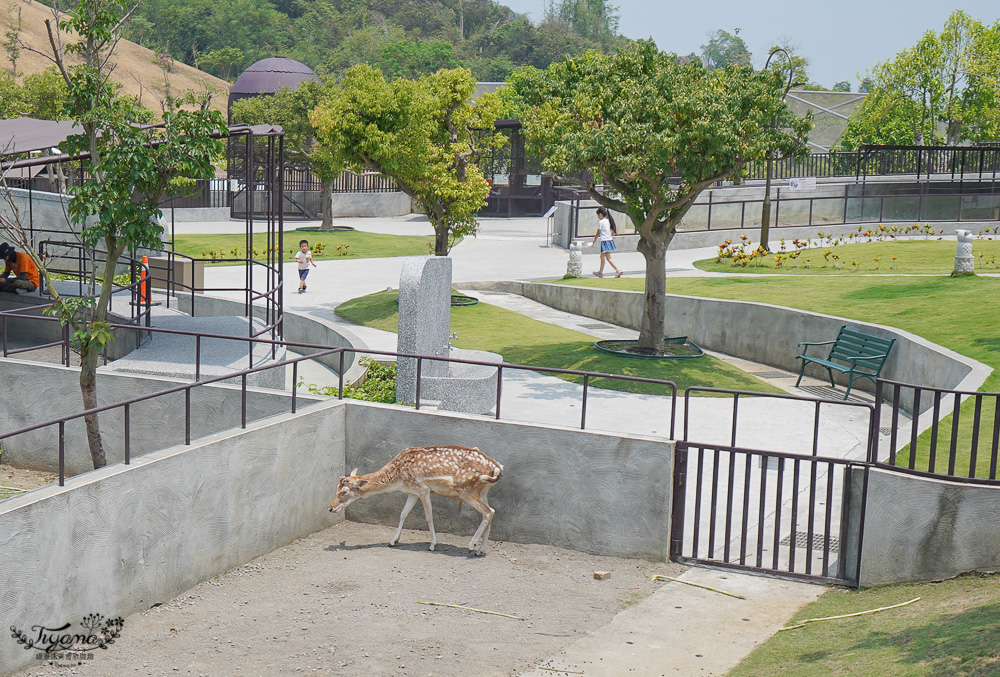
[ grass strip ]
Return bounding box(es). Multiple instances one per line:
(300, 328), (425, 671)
(335, 290), (785, 396)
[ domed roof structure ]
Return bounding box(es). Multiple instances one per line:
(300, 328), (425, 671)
(228, 58), (319, 114)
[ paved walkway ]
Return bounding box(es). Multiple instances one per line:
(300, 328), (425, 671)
(181, 215), (861, 675)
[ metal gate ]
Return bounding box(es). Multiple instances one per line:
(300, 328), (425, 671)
(671, 389), (875, 585)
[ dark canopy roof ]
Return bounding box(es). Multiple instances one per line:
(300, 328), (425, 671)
(0, 118), (81, 156)
(230, 58), (317, 95)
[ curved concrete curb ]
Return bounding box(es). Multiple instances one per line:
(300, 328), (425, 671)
(461, 280), (992, 414)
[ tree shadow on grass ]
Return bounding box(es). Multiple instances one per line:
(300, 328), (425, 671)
(849, 603), (1000, 677)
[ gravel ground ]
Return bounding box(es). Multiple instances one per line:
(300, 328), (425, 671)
(15, 520), (683, 677)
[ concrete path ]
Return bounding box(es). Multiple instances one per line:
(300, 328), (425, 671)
(182, 215), (858, 675)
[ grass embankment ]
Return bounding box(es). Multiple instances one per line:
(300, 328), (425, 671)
(171, 228), (438, 264)
(335, 290), (785, 396)
(557, 240), (1000, 477)
(730, 573), (1000, 677)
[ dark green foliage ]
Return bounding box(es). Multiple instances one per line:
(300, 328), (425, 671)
(126, 0), (623, 81)
(303, 357), (397, 403)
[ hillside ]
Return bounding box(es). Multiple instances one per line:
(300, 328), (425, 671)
(0, 0), (230, 114)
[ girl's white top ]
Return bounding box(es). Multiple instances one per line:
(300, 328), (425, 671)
(295, 249), (313, 270)
(597, 218), (614, 241)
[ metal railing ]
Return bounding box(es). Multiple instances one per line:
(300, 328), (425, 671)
(0, 314), (679, 485)
(874, 379), (1000, 485)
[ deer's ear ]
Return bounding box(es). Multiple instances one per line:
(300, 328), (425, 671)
(350, 468), (358, 477)
(356, 479), (368, 489)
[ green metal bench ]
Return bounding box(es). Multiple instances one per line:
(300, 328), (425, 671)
(795, 327), (895, 399)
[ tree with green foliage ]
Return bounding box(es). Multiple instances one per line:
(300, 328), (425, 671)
(28, 0), (226, 469)
(832, 81), (851, 92)
(840, 11), (1000, 149)
(554, 0), (620, 51)
(311, 65), (505, 256)
(196, 47), (245, 82)
(507, 41), (810, 352)
(700, 30), (751, 70)
(230, 80), (341, 229)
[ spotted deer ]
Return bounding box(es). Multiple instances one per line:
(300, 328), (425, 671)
(328, 445), (503, 555)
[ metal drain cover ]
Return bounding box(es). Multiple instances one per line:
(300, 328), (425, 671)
(749, 371), (789, 379)
(779, 531), (840, 552)
(580, 323), (614, 330)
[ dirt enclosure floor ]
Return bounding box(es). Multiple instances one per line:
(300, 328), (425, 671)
(15, 520), (683, 677)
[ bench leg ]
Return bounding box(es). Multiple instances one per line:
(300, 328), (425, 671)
(795, 360), (807, 387)
(826, 367), (836, 388)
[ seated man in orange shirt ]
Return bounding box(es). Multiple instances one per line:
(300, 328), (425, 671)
(0, 244), (40, 294)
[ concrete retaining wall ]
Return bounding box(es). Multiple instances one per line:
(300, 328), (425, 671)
(0, 401), (345, 676)
(845, 467), (1000, 586)
(329, 191), (412, 218)
(0, 358), (323, 474)
(461, 281), (990, 413)
(343, 403), (673, 560)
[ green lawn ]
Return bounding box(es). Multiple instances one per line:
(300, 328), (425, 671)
(555, 254), (1000, 477)
(335, 290), (785, 396)
(730, 573), (1000, 677)
(695, 239), (1000, 276)
(170, 228), (438, 263)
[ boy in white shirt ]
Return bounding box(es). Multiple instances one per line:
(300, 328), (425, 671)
(295, 239), (317, 293)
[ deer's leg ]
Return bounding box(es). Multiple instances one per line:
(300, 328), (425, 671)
(463, 493), (495, 555)
(390, 494), (419, 546)
(418, 491), (437, 551)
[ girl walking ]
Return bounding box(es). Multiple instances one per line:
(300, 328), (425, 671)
(591, 207), (622, 278)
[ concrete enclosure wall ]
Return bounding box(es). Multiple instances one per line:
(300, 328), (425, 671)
(329, 191), (412, 218)
(0, 358), (322, 474)
(0, 401), (345, 676)
(343, 403), (673, 560)
(462, 281), (990, 412)
(0, 398), (673, 674)
(848, 468), (1000, 586)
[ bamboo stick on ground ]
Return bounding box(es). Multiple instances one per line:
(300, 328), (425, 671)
(778, 597), (921, 631)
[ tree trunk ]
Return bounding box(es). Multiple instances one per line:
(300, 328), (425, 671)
(319, 178), (334, 230)
(79, 346), (106, 468)
(636, 233), (668, 352)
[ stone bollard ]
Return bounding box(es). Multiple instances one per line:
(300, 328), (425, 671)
(567, 241), (583, 277)
(953, 229), (975, 276)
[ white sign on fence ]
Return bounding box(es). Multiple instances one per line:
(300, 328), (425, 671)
(788, 177), (817, 190)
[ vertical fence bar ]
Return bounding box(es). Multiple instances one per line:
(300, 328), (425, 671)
(195, 335), (201, 382)
(908, 389), (922, 469)
(740, 453), (752, 565)
(772, 457), (784, 571)
(991, 395), (1000, 480)
(948, 394), (962, 476)
(339, 351), (346, 400)
(755, 456), (768, 569)
(969, 395), (983, 478)
(124, 404), (131, 465)
(812, 402), (822, 456)
(241, 375), (247, 429)
(58, 421), (65, 486)
(822, 461), (835, 576)
(929, 391), (942, 473)
(707, 448), (720, 558)
(291, 361), (298, 414)
(723, 450), (736, 563)
(789, 458), (801, 572)
(580, 374), (590, 429)
(495, 366), (503, 420)
(185, 388), (192, 444)
(415, 359), (422, 410)
(730, 394), (739, 447)
(692, 447), (704, 557)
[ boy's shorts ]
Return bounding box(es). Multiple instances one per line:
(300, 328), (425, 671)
(298, 269), (310, 280)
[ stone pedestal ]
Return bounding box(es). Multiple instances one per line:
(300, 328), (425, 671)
(396, 256), (451, 405)
(954, 230), (975, 275)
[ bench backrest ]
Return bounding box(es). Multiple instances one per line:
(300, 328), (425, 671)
(828, 327), (896, 375)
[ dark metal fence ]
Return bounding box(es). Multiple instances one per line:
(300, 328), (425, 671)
(873, 379), (1000, 484)
(742, 145), (1000, 183)
(671, 441), (865, 585)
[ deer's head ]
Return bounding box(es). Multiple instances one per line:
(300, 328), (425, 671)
(328, 468), (368, 513)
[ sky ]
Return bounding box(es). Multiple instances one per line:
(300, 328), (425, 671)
(500, 0), (1000, 89)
